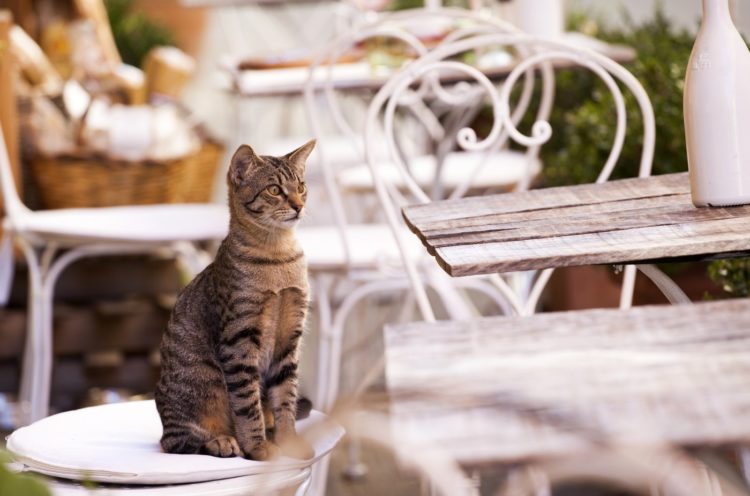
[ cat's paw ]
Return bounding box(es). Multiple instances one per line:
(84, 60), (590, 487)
(277, 432), (315, 460)
(246, 440), (281, 461)
(203, 435), (242, 458)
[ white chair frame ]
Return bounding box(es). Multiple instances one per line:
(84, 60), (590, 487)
(0, 129), (226, 425)
(298, 11), (540, 488)
(303, 6), (551, 414)
(363, 31), (691, 326)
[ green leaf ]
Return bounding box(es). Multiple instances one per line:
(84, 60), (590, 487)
(105, 0), (177, 68)
(0, 452), (51, 496)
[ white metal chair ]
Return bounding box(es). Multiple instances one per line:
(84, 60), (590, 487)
(6, 400), (344, 496)
(360, 25), (692, 496)
(227, 8), (542, 376)
(288, 8), (552, 421)
(0, 127), (231, 426)
(362, 24), (691, 324)
(290, 10), (534, 486)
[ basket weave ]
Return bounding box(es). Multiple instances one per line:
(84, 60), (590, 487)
(29, 141), (223, 209)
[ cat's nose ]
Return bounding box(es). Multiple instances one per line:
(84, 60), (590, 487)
(290, 202), (303, 214)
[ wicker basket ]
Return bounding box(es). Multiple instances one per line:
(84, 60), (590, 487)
(29, 140), (224, 209)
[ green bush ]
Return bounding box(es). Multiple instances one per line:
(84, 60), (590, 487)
(0, 452), (50, 496)
(540, 7), (694, 186)
(106, 0), (177, 68)
(708, 259), (750, 298)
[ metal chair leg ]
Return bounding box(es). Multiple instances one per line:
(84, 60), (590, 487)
(637, 264), (692, 305)
(306, 453), (332, 496)
(341, 437), (368, 480)
(18, 243), (170, 423)
(739, 448), (750, 487)
(31, 247), (95, 421)
(468, 470), (481, 496)
(324, 279), (410, 410)
(313, 275), (333, 410)
(17, 241), (42, 426)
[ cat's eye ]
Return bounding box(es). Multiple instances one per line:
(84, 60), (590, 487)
(298, 183), (307, 194)
(267, 185), (281, 196)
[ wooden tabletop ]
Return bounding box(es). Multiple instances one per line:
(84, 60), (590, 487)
(402, 173), (750, 277)
(384, 298), (750, 466)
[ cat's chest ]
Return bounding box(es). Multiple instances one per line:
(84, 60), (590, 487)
(236, 257), (308, 294)
(256, 287), (306, 373)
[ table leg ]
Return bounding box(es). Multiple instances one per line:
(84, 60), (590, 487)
(739, 448), (750, 487)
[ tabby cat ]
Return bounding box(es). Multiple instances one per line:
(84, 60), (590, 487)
(155, 140), (316, 461)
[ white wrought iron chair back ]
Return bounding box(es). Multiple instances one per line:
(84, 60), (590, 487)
(363, 29), (689, 322)
(302, 8), (557, 411)
(302, 7), (548, 268)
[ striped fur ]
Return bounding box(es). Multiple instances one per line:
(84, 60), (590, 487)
(155, 141), (316, 461)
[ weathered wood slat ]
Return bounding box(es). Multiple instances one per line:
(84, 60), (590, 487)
(437, 215), (750, 276)
(427, 202), (750, 248)
(401, 173), (750, 276)
(386, 299), (750, 353)
(419, 192), (692, 238)
(404, 173), (688, 229)
(383, 299), (750, 465)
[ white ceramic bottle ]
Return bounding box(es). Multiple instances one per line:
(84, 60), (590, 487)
(685, 0), (750, 206)
(516, 0), (564, 38)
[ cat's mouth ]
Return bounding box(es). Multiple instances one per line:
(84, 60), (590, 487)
(280, 213), (302, 226)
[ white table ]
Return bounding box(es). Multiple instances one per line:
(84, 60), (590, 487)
(224, 32), (636, 97)
(181, 0), (326, 6)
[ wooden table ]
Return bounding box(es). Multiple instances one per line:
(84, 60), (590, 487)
(403, 172), (750, 277)
(384, 298), (750, 466)
(391, 172), (750, 490)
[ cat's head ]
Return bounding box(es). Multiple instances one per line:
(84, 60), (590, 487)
(227, 140), (315, 230)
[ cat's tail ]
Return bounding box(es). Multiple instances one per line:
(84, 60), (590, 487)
(296, 397), (313, 420)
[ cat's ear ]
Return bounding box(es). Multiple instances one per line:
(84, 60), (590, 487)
(229, 144), (260, 186)
(285, 139), (316, 174)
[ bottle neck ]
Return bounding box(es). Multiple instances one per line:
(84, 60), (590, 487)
(703, 0), (732, 22)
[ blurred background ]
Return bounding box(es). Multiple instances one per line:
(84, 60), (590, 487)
(1, 0), (750, 494)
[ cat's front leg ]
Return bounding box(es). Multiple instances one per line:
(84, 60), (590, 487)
(267, 288), (315, 460)
(267, 360), (313, 460)
(219, 324), (279, 461)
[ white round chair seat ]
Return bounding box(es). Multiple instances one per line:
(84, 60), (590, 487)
(11, 203), (424, 270)
(41, 469), (311, 496)
(337, 150), (542, 193)
(7, 400), (344, 486)
(10, 204), (230, 245)
(298, 223), (427, 271)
